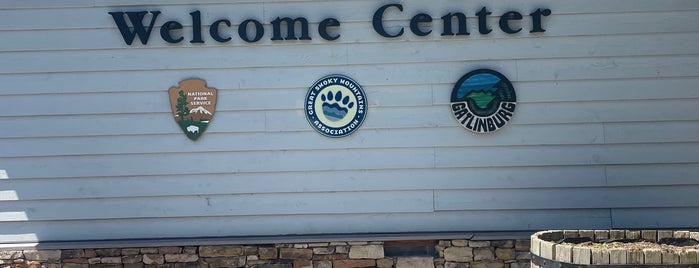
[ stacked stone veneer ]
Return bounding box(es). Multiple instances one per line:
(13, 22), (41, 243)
(0, 238), (532, 268)
(531, 230), (699, 267)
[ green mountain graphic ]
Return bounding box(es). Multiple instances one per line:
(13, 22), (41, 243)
(466, 91), (496, 109)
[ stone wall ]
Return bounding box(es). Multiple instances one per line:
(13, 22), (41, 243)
(0, 238), (531, 268)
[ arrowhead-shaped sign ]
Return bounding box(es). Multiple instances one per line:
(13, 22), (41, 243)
(168, 78), (217, 141)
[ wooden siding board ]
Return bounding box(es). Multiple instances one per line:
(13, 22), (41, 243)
(265, 99), (699, 132)
(1, 148), (436, 179)
(436, 143), (699, 168)
(3, 45), (699, 75)
(509, 78), (699, 103)
(0, 112), (267, 139)
(0, 124), (607, 157)
(604, 121), (699, 144)
(0, 209), (611, 243)
(3, 94), (699, 124)
(94, 0), (699, 15)
(346, 33), (699, 65)
(5, 76), (699, 102)
(435, 185), (699, 211)
(611, 208), (699, 229)
(0, 84), (435, 116)
(0, 166), (606, 201)
(0, 191), (436, 221)
(4, 70), (699, 99)
(606, 163), (699, 187)
(517, 55), (699, 82)
(4, 143), (696, 179)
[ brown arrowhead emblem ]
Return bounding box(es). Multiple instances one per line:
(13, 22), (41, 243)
(168, 78), (217, 141)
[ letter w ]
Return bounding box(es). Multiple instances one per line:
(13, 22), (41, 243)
(108, 11), (161, 45)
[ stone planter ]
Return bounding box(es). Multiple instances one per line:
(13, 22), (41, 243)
(530, 230), (699, 267)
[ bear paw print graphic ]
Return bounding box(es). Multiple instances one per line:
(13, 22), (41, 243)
(321, 90), (354, 122)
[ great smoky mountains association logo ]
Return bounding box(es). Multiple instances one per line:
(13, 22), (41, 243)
(168, 78), (217, 141)
(305, 75), (366, 138)
(451, 69), (516, 133)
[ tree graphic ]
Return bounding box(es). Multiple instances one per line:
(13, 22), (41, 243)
(175, 90), (190, 121)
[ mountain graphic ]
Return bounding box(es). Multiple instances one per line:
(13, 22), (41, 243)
(466, 91), (496, 109)
(189, 106), (212, 115)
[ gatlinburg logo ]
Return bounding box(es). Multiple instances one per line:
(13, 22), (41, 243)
(305, 75), (366, 138)
(450, 69), (516, 133)
(168, 78), (217, 141)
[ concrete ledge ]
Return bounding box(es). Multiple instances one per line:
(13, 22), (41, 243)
(0, 232), (480, 250)
(0, 231), (537, 251)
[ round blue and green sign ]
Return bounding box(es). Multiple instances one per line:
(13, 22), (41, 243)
(450, 69), (516, 133)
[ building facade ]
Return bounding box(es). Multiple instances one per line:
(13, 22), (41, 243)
(1, 0), (698, 245)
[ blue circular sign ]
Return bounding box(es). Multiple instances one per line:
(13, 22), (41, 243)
(305, 75), (367, 138)
(450, 69), (517, 133)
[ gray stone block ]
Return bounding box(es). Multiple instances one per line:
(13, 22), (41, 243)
(643, 249), (662, 264)
(444, 262), (469, 268)
(578, 230), (594, 240)
(641, 230), (657, 242)
(529, 237), (539, 256)
(474, 248), (495, 261)
(674, 231), (691, 239)
(348, 245), (384, 259)
(515, 240), (530, 252)
(591, 248), (609, 265)
(609, 230), (625, 240)
(609, 249), (627, 264)
(492, 240), (514, 248)
(451, 240), (468, 247)
(627, 250), (643, 265)
(563, 230), (579, 239)
(657, 230), (674, 241)
(313, 260), (332, 268)
(625, 230), (640, 240)
(663, 252), (680, 264)
(396, 257), (434, 268)
(495, 248), (515, 261)
(572, 247), (591, 265)
(444, 247), (473, 262)
(0, 251), (23, 260)
(469, 241), (491, 248)
(164, 254), (198, 263)
(680, 250), (699, 264)
(199, 246), (243, 257)
(539, 241), (555, 260)
(554, 245), (572, 263)
(376, 258), (394, 268)
(23, 250), (61, 262)
(593, 230), (609, 242)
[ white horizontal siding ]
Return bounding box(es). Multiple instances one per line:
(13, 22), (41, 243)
(1, 125), (609, 157)
(0, 191), (436, 221)
(1, 0), (698, 243)
(2, 40), (698, 74)
(0, 210), (613, 244)
(1, 166), (607, 201)
(435, 185), (699, 211)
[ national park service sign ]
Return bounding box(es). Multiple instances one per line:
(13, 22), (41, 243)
(451, 69), (516, 133)
(168, 78), (217, 141)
